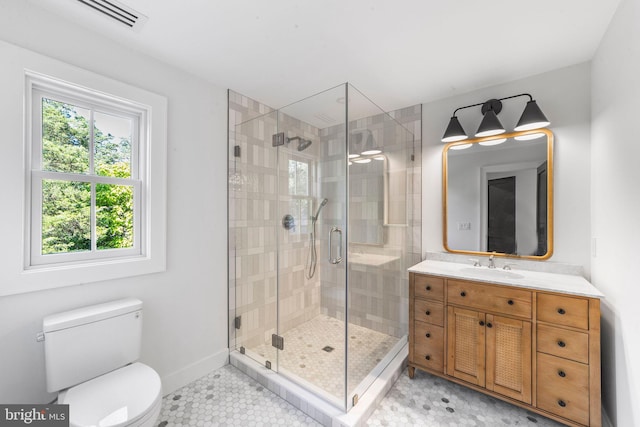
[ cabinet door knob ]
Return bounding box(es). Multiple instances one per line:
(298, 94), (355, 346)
(558, 370), (566, 378)
(425, 333), (431, 338)
(558, 400), (567, 408)
(460, 291), (466, 297)
(486, 322), (493, 328)
(425, 355), (431, 361)
(557, 340), (566, 348)
(557, 308), (566, 315)
(479, 321), (485, 326)
(507, 299), (514, 305)
(426, 285), (431, 291)
(425, 310), (431, 316)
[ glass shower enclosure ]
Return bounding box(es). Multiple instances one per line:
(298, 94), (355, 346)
(228, 83), (419, 411)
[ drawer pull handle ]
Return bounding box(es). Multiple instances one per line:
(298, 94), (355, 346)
(479, 321), (485, 326)
(558, 370), (566, 378)
(557, 308), (566, 315)
(507, 299), (514, 305)
(425, 333), (431, 338)
(426, 286), (431, 291)
(460, 291), (466, 297)
(425, 310), (431, 316)
(558, 400), (567, 408)
(425, 355), (431, 361)
(487, 322), (493, 328)
(557, 340), (566, 348)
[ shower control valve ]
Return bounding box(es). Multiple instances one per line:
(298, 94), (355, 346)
(282, 214), (296, 231)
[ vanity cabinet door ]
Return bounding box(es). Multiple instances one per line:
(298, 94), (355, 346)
(447, 306), (486, 387)
(485, 314), (532, 404)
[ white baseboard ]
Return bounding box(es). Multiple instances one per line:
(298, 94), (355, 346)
(161, 348), (229, 395)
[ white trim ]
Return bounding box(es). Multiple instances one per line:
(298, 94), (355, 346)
(27, 76), (146, 267)
(160, 349), (230, 396)
(0, 58), (167, 296)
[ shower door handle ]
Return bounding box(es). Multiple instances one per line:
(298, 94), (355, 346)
(329, 227), (343, 264)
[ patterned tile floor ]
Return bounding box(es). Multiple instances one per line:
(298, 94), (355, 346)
(249, 315), (399, 401)
(157, 364), (321, 427)
(157, 363), (565, 427)
(366, 368), (564, 427)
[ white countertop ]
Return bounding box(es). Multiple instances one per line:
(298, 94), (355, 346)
(409, 260), (604, 299)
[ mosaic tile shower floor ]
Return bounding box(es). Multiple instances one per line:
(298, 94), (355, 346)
(157, 364), (565, 426)
(249, 314), (400, 400)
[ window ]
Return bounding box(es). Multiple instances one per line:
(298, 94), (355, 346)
(288, 158), (312, 234)
(23, 71), (165, 279)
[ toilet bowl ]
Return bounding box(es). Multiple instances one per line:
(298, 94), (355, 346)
(43, 298), (162, 427)
(58, 363), (162, 427)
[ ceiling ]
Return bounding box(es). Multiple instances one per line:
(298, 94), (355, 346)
(31, 0), (621, 113)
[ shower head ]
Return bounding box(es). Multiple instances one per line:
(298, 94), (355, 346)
(312, 198), (329, 222)
(297, 138), (312, 152)
(284, 135), (313, 152)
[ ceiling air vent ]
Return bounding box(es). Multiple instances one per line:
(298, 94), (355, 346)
(76, 0), (148, 30)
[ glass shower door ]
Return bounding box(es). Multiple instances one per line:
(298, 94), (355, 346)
(275, 84), (348, 407)
(230, 107), (280, 370)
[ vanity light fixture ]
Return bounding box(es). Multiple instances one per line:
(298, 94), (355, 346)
(441, 93), (549, 142)
(514, 132), (545, 141)
(449, 143), (472, 150)
(360, 133), (381, 155)
(353, 158), (372, 164)
(478, 138), (507, 146)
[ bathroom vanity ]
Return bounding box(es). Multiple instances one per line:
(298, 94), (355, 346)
(408, 260), (603, 427)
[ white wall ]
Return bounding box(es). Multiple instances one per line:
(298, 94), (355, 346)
(422, 63), (592, 273)
(591, 0), (640, 425)
(0, 3), (228, 403)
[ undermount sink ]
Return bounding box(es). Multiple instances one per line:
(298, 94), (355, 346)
(459, 267), (524, 280)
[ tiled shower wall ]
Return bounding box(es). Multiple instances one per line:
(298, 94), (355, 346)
(228, 90), (322, 351)
(229, 90), (422, 351)
(319, 105), (422, 338)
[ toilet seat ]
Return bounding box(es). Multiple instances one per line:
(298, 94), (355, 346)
(59, 362), (162, 427)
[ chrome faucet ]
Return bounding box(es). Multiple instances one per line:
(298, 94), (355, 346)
(488, 252), (496, 269)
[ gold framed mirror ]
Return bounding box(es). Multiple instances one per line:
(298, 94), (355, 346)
(443, 129), (553, 260)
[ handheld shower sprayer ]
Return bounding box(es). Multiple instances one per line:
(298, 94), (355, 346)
(313, 198), (329, 222)
(306, 198), (329, 279)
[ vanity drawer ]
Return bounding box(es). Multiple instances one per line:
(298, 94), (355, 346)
(447, 280), (532, 318)
(537, 324), (589, 364)
(536, 352), (589, 425)
(537, 294), (589, 330)
(414, 299), (444, 326)
(414, 274), (445, 301)
(414, 321), (444, 372)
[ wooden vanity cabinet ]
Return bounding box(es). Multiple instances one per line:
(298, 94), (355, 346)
(409, 274), (445, 375)
(446, 279), (532, 404)
(408, 272), (601, 427)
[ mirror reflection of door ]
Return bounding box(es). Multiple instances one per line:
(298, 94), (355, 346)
(536, 161), (548, 256)
(487, 176), (516, 254)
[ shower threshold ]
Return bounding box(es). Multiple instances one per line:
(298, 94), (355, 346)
(230, 339), (407, 426)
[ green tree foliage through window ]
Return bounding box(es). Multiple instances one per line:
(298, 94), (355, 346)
(40, 99), (134, 255)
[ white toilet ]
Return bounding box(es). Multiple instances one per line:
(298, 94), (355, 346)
(43, 298), (163, 427)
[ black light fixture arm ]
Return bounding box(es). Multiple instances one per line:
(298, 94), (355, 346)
(450, 93), (533, 117)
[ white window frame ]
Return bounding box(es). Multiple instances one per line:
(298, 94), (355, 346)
(29, 85), (145, 265)
(11, 69), (167, 295)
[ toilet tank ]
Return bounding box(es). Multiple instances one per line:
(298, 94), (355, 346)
(43, 298), (143, 393)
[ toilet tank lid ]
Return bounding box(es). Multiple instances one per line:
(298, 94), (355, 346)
(43, 298), (142, 333)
